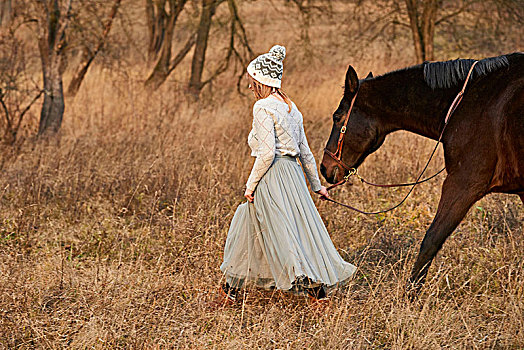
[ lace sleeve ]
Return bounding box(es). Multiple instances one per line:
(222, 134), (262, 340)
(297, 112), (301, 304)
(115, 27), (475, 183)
(298, 123), (322, 192)
(245, 106), (276, 191)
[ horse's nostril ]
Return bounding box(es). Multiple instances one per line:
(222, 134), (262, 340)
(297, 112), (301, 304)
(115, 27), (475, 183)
(320, 164), (326, 177)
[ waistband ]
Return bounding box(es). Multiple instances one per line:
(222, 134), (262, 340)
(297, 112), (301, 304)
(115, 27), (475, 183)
(275, 154), (298, 161)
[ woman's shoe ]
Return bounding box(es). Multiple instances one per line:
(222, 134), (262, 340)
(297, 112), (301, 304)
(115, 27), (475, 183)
(305, 285), (327, 299)
(220, 284), (239, 303)
(306, 285), (331, 312)
(209, 283), (239, 308)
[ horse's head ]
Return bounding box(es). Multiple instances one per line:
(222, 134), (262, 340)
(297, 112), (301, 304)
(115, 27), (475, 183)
(320, 65), (386, 184)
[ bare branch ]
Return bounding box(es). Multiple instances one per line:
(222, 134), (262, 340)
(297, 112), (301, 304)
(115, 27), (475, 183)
(0, 89), (12, 129)
(167, 33), (197, 74)
(227, 0), (253, 56)
(435, 0), (477, 25)
(16, 90), (44, 131)
(201, 19), (234, 87)
(54, 0), (73, 53)
(353, 8), (400, 42)
(368, 21), (393, 42)
(67, 0), (122, 96)
(392, 19), (410, 28)
(200, 0), (253, 89)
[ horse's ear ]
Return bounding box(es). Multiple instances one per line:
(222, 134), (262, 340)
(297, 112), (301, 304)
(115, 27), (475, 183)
(344, 65), (359, 98)
(365, 71), (373, 79)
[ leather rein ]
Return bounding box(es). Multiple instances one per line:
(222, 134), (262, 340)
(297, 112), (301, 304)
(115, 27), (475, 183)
(322, 61), (479, 215)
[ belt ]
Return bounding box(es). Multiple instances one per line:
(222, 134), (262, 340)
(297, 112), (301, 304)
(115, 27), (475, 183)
(275, 154), (298, 160)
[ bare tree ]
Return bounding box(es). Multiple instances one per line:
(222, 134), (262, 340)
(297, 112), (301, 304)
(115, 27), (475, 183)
(286, 0), (333, 59)
(0, 8), (44, 144)
(144, 0), (194, 90)
(347, 0), (522, 64)
(440, 0), (523, 55)
(6, 0), (126, 136)
(66, 0), (121, 97)
(404, 0), (441, 62)
(188, 0), (253, 97)
(402, 0), (522, 62)
(188, 0), (223, 95)
(348, 0), (444, 63)
(144, 0), (252, 93)
(145, 0), (172, 60)
(34, 0), (73, 136)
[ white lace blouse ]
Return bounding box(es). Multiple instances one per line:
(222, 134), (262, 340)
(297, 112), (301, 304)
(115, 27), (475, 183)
(245, 95), (322, 192)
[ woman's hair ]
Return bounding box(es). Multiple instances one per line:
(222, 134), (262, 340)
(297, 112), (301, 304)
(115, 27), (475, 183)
(248, 75), (292, 112)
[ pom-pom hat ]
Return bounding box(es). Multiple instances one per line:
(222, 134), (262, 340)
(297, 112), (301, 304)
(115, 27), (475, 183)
(247, 45), (286, 88)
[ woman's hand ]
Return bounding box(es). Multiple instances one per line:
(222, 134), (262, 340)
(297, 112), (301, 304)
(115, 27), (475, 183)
(316, 186), (330, 201)
(244, 188), (254, 203)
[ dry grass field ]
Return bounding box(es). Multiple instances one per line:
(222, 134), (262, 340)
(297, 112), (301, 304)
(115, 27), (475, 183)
(0, 1), (522, 348)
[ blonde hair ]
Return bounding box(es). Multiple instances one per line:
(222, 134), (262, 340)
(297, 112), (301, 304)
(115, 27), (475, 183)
(248, 75), (292, 112)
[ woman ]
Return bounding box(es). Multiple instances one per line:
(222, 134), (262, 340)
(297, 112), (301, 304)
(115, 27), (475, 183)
(220, 45), (356, 304)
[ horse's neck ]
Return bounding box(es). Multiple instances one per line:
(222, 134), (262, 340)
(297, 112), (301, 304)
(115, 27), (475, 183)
(361, 68), (458, 141)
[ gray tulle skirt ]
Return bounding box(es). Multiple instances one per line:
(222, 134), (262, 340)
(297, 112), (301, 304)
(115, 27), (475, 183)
(220, 155), (356, 294)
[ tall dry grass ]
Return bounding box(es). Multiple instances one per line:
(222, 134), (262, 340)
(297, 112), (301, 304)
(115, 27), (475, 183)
(1, 1), (522, 348)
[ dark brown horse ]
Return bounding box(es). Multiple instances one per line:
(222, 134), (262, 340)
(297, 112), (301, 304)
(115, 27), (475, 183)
(320, 52), (524, 289)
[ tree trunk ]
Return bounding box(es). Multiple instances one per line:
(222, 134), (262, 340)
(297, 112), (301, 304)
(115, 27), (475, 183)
(146, 0), (167, 59)
(188, 0), (220, 97)
(38, 46), (66, 136)
(145, 2), (179, 89)
(67, 0), (121, 97)
(37, 0), (71, 136)
(404, 0), (440, 63)
(421, 0), (439, 61)
(145, 34), (195, 90)
(0, 0), (12, 27)
(144, 0), (188, 90)
(405, 0), (424, 63)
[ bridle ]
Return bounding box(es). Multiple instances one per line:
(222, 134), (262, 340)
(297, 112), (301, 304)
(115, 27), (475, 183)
(323, 91), (359, 182)
(321, 61), (479, 214)
(322, 90), (440, 191)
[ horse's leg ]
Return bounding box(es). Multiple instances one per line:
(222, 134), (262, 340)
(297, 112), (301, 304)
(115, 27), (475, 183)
(409, 175), (484, 291)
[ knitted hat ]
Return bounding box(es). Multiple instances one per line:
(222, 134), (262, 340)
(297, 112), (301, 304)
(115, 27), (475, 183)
(247, 45), (286, 88)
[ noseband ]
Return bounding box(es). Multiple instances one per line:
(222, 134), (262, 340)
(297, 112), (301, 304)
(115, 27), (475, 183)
(323, 91), (358, 178)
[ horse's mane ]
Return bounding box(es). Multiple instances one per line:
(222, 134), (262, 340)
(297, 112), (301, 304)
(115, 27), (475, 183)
(423, 55), (509, 89)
